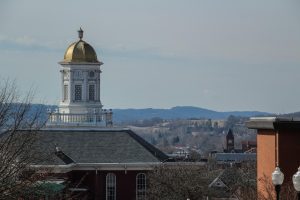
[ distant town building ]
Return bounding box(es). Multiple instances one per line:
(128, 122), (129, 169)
(185, 119), (225, 128)
(206, 129), (257, 165)
(241, 140), (257, 152)
(223, 129), (257, 153)
(212, 153), (256, 164)
(225, 129), (235, 152)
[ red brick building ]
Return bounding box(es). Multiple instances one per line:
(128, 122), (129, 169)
(33, 128), (168, 200)
(247, 117), (300, 199)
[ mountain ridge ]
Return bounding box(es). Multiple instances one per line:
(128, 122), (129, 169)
(32, 104), (272, 122)
(112, 106), (271, 122)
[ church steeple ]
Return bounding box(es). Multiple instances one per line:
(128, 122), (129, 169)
(226, 129), (235, 152)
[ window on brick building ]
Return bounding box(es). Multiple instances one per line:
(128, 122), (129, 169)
(136, 173), (146, 200)
(106, 173), (116, 200)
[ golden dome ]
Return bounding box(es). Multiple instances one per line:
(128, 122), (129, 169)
(61, 28), (100, 64)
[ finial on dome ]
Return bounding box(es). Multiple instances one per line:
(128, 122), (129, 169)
(78, 27), (83, 40)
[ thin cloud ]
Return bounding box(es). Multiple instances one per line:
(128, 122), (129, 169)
(98, 44), (186, 62)
(0, 35), (63, 52)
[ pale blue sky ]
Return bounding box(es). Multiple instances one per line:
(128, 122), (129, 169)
(0, 0), (300, 113)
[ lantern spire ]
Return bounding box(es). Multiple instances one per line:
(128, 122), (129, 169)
(78, 27), (83, 40)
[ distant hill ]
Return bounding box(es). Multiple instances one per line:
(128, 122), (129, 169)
(279, 112), (300, 118)
(31, 105), (271, 123)
(112, 106), (271, 122)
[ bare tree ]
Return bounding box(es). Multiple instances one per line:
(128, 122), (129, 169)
(0, 80), (48, 199)
(218, 162), (257, 200)
(147, 164), (219, 200)
(146, 161), (260, 200)
(257, 174), (298, 200)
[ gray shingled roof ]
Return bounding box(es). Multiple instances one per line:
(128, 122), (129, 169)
(34, 129), (168, 165)
(214, 153), (256, 162)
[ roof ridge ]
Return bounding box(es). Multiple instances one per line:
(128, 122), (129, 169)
(125, 130), (169, 162)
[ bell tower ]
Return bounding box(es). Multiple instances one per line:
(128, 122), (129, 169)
(48, 28), (113, 127)
(226, 129), (235, 152)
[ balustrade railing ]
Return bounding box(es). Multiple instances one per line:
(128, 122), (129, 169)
(47, 109), (113, 127)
